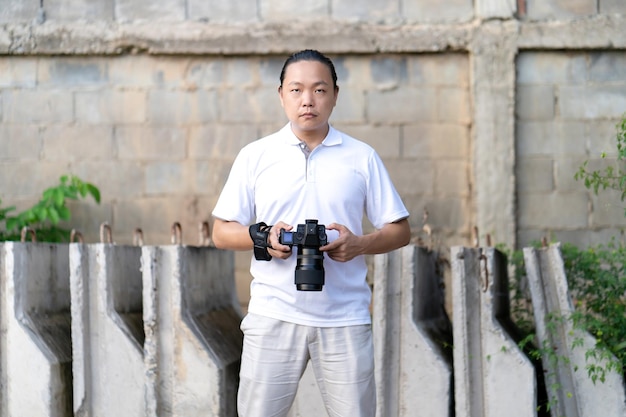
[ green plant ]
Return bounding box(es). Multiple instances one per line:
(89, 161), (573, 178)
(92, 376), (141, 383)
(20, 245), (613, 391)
(0, 175), (100, 242)
(575, 115), (626, 214)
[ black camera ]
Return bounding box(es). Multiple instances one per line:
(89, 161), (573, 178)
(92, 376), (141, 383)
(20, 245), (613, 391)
(279, 219), (328, 291)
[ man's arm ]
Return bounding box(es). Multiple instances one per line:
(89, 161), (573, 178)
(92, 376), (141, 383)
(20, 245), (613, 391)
(211, 218), (253, 251)
(321, 218), (411, 263)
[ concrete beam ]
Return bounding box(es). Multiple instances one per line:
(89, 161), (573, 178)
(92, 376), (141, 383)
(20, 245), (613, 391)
(69, 243), (145, 416)
(373, 245), (454, 417)
(451, 246), (537, 417)
(523, 243), (626, 417)
(2, 16), (626, 56)
(142, 245), (242, 417)
(0, 242), (72, 417)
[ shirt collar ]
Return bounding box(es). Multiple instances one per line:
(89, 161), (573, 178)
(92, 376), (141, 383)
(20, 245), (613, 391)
(281, 123), (342, 148)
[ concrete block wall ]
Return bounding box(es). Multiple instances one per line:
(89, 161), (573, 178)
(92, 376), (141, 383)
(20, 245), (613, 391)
(1, 1), (626, 308)
(516, 51), (626, 248)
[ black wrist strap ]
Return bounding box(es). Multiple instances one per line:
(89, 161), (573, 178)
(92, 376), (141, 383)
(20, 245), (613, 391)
(249, 222), (272, 261)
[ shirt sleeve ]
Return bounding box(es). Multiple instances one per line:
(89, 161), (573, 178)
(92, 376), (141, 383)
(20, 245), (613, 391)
(212, 146), (255, 226)
(365, 151), (410, 229)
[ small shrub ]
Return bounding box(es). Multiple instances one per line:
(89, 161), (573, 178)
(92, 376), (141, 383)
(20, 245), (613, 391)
(0, 175), (100, 242)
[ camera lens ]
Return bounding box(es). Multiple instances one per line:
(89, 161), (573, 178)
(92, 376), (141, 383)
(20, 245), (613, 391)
(295, 246), (325, 291)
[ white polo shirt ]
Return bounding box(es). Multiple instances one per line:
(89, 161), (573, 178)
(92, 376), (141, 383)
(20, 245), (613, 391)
(212, 123), (409, 327)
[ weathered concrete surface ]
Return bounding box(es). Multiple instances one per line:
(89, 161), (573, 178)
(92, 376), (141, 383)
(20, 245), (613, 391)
(0, 242), (72, 417)
(524, 243), (626, 417)
(69, 243), (144, 417)
(142, 245), (242, 417)
(373, 245), (453, 417)
(451, 246), (536, 417)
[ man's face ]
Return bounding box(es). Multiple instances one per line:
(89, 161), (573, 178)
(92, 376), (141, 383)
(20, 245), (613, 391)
(278, 60), (339, 139)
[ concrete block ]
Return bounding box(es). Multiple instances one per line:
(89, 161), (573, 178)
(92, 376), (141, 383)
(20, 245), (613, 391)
(368, 87), (438, 124)
(142, 245), (242, 417)
(70, 160), (144, 198)
(42, 125), (114, 160)
(332, 0), (400, 22)
(259, 0), (328, 21)
(3, 89), (73, 124)
(476, 0), (517, 19)
(600, 0), (626, 14)
(589, 51), (626, 83)
(435, 159), (471, 196)
(0, 126), (41, 159)
(403, 0), (473, 22)
(408, 54), (470, 87)
(523, 244), (626, 417)
(516, 158), (554, 192)
(259, 57), (285, 87)
(517, 192), (589, 229)
(219, 88), (283, 124)
(526, 0), (597, 19)
(559, 86), (626, 119)
(37, 57), (108, 87)
(107, 55), (157, 88)
(515, 121), (588, 156)
(554, 157), (587, 191)
(386, 158), (435, 195)
(437, 87), (470, 124)
(0, 0), (39, 23)
(423, 197), (471, 233)
(0, 57), (37, 87)
(516, 52), (587, 85)
(373, 246), (453, 417)
(69, 243), (145, 416)
(187, 59), (226, 89)
(75, 90), (147, 124)
(588, 119), (624, 157)
(515, 85), (555, 121)
(115, 0), (185, 23)
(116, 126), (187, 160)
(0, 242), (72, 417)
(332, 124), (401, 158)
(188, 0), (258, 23)
(147, 90), (218, 125)
(370, 56), (408, 89)
(0, 161), (68, 199)
(331, 89), (366, 124)
(404, 123), (470, 159)
(144, 162), (189, 195)
(42, 0), (114, 21)
(591, 190), (626, 227)
(451, 246), (538, 417)
(223, 58), (258, 88)
(191, 160), (237, 196)
(188, 124), (258, 160)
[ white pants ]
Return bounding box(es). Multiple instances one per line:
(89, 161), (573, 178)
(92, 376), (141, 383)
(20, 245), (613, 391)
(237, 313), (376, 417)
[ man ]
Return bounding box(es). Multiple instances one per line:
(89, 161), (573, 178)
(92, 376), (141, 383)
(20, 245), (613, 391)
(212, 49), (410, 417)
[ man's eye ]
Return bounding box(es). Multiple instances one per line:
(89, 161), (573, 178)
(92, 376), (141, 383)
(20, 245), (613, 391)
(291, 89), (300, 93)
(316, 89), (326, 93)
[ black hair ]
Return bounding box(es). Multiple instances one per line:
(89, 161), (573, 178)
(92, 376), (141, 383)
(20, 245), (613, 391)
(279, 49), (338, 88)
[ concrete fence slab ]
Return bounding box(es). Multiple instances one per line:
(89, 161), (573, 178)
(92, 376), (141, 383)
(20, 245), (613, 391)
(69, 242), (144, 417)
(523, 243), (626, 417)
(451, 246), (537, 417)
(142, 245), (242, 417)
(0, 242), (72, 417)
(373, 245), (454, 417)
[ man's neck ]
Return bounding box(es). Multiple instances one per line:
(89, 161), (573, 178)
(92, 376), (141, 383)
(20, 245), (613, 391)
(291, 124), (329, 150)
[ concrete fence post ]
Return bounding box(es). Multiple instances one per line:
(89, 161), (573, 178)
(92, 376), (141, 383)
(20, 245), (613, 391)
(0, 242), (72, 417)
(373, 245), (454, 417)
(69, 242), (145, 416)
(523, 243), (626, 417)
(141, 245), (243, 417)
(451, 246), (537, 417)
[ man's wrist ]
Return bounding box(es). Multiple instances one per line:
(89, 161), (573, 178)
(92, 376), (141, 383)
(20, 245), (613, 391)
(249, 222), (273, 261)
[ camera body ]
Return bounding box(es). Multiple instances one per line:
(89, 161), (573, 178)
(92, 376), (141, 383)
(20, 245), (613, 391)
(279, 219), (327, 291)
